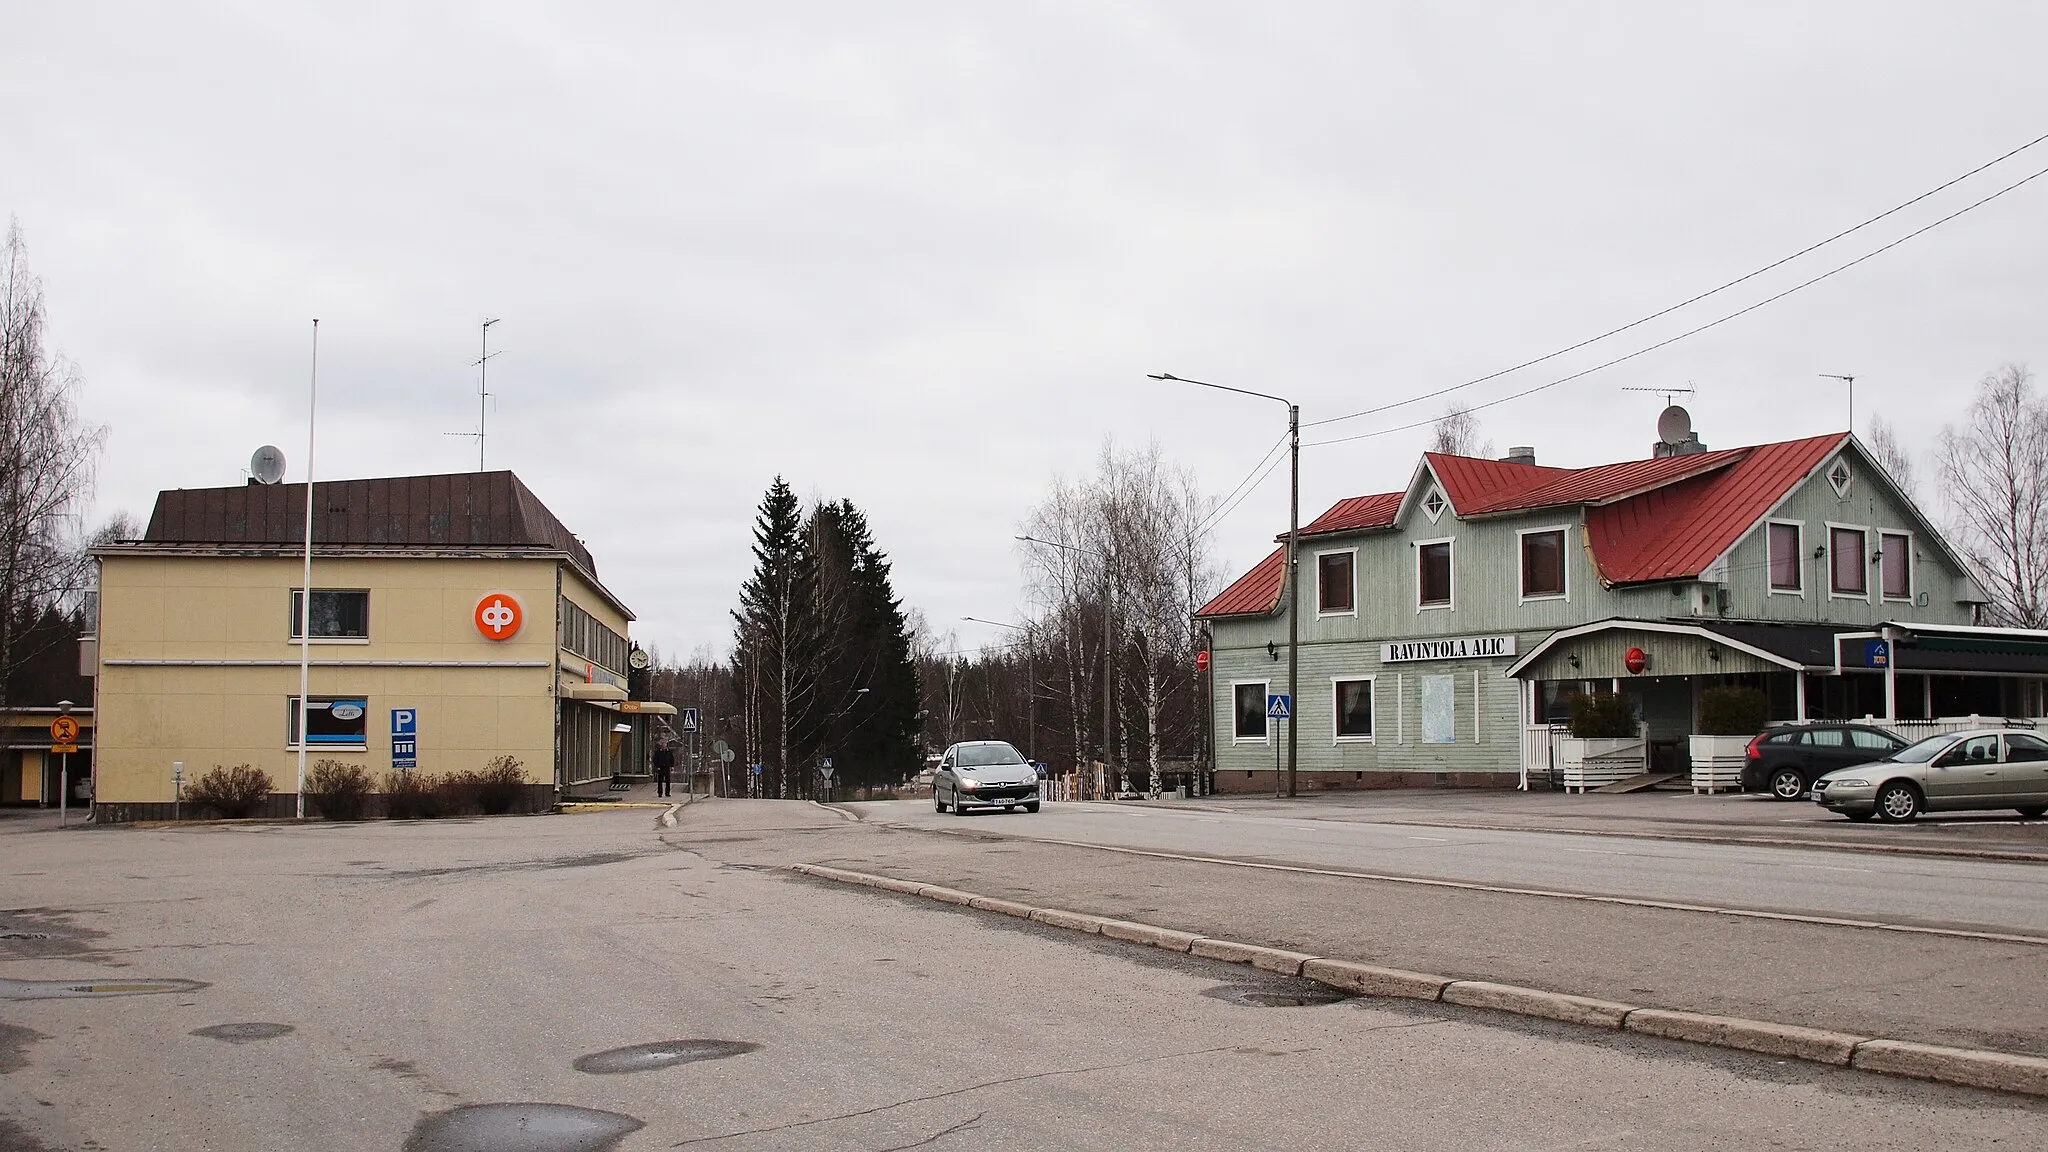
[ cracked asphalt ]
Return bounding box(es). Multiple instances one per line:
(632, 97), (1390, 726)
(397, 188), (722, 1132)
(2, 801), (2043, 1150)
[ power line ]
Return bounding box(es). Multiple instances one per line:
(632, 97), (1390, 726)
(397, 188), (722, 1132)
(1189, 428), (1290, 539)
(1306, 129), (2048, 430)
(1305, 159), (2048, 450)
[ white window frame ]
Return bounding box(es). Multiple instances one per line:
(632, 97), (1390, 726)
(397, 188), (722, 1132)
(1516, 524), (1571, 604)
(286, 695), (370, 752)
(1826, 521), (1872, 602)
(1416, 537), (1455, 613)
(1878, 530), (1914, 603)
(289, 588), (372, 644)
(1230, 679), (1271, 745)
(1315, 548), (1358, 618)
(1421, 488), (1449, 525)
(1331, 676), (1376, 744)
(1766, 519), (1806, 598)
(1827, 458), (1854, 498)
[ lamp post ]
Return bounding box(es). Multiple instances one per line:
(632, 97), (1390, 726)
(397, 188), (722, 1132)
(1016, 535), (1113, 795)
(1149, 372), (1299, 798)
(963, 616), (1035, 763)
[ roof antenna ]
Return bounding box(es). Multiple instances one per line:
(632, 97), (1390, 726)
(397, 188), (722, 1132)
(1622, 381), (1697, 408)
(1819, 373), (1854, 432)
(445, 318), (501, 470)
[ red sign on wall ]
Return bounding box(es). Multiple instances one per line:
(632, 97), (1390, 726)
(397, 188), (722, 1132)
(1624, 647), (1649, 675)
(1194, 650), (1210, 674)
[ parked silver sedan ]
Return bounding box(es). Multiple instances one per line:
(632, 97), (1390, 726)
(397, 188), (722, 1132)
(1811, 728), (2048, 822)
(932, 740), (1040, 815)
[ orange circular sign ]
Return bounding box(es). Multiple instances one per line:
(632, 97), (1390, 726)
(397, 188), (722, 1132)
(474, 593), (523, 640)
(50, 716), (79, 743)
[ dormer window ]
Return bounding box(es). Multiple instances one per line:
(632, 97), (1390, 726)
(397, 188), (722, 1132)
(1827, 459), (1853, 497)
(1422, 489), (1448, 524)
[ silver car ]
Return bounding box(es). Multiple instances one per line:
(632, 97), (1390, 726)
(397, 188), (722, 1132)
(1812, 728), (2048, 822)
(932, 740), (1040, 815)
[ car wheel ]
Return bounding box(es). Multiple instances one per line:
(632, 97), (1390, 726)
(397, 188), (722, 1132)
(1024, 801), (1041, 813)
(1769, 769), (1806, 800)
(955, 795), (972, 816)
(1875, 781), (1922, 822)
(1844, 810), (1875, 822)
(2017, 805), (2046, 819)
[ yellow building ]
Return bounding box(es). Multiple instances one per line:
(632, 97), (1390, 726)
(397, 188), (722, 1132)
(90, 471), (663, 821)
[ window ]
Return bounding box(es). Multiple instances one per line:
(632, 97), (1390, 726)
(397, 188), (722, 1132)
(1829, 527), (1867, 596)
(290, 590), (369, 639)
(1233, 682), (1268, 741)
(1422, 489), (1449, 524)
(287, 697), (368, 749)
(1807, 729), (1844, 748)
(1880, 532), (1911, 600)
(1334, 679), (1374, 740)
(1768, 523), (1802, 592)
(1764, 731), (1802, 746)
(1317, 552), (1355, 614)
(2004, 733), (2048, 763)
(1418, 541), (1452, 608)
(1520, 530), (1565, 599)
(1827, 459), (1853, 497)
(1849, 729), (1898, 752)
(558, 597), (628, 673)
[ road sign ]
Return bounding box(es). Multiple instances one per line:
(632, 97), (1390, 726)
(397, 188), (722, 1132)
(50, 716), (78, 745)
(713, 738), (730, 756)
(1266, 693), (1291, 720)
(1194, 650), (1210, 674)
(750, 762), (762, 775)
(681, 708), (699, 732)
(390, 708), (418, 770)
(820, 765), (835, 781)
(720, 749), (735, 763)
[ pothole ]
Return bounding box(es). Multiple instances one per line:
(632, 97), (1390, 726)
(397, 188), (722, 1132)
(192, 1022), (294, 1044)
(572, 1039), (759, 1074)
(402, 1103), (643, 1152)
(1203, 983), (1348, 1008)
(0, 978), (206, 1001)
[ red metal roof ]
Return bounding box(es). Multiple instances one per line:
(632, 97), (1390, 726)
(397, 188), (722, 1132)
(1426, 449), (1747, 516)
(1299, 491), (1404, 537)
(1196, 546), (1285, 618)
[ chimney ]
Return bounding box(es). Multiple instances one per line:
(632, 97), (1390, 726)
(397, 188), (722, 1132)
(1500, 446), (1536, 466)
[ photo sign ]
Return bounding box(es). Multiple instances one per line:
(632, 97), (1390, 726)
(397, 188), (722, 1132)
(1380, 634), (1517, 663)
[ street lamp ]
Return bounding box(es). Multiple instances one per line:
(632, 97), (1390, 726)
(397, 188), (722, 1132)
(963, 616), (1035, 762)
(1015, 535), (1114, 793)
(1149, 372), (1300, 798)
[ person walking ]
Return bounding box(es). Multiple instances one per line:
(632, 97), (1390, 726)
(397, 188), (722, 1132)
(653, 741), (676, 798)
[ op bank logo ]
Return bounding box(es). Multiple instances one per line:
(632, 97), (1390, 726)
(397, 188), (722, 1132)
(474, 592), (524, 640)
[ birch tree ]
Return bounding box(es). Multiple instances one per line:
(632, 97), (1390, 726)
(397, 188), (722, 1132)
(1937, 364), (2048, 628)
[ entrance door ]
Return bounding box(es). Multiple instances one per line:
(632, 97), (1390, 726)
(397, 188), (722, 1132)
(1622, 677), (1692, 774)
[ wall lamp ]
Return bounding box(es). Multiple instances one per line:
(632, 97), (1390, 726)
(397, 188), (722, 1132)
(1266, 641), (1280, 661)
(1566, 653), (1580, 670)
(1707, 644), (1722, 662)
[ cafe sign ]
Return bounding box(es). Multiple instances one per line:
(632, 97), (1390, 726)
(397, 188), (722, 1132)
(1380, 634), (1517, 663)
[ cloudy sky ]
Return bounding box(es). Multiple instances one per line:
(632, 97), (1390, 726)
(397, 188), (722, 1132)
(5, 2), (2045, 658)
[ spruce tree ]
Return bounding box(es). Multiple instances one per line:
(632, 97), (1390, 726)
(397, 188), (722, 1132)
(731, 478), (815, 798)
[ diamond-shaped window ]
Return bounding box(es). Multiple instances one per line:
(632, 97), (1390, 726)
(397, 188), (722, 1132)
(1827, 459), (1852, 497)
(1422, 490), (1448, 523)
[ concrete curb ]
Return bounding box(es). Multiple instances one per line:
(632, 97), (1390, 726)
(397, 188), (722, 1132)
(787, 862), (2048, 1100)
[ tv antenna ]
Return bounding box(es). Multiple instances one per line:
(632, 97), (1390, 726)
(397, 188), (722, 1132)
(444, 318), (501, 470)
(1622, 382), (1697, 408)
(1819, 373), (1855, 432)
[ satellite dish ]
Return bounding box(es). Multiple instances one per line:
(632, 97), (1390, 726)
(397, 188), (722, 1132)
(1656, 405), (1693, 445)
(250, 445), (287, 485)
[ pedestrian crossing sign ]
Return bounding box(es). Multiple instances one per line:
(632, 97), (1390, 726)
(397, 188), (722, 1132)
(1267, 694), (1291, 720)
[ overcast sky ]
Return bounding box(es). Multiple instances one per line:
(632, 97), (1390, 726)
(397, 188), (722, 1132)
(5, 2), (2046, 659)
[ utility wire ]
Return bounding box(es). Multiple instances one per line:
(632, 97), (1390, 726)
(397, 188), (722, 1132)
(1188, 428), (1290, 539)
(1305, 159), (2048, 449)
(1305, 129), (2048, 430)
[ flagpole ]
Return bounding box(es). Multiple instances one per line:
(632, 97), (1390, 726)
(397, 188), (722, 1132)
(296, 319), (319, 819)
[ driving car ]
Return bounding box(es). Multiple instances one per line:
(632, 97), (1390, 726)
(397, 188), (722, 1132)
(1741, 722), (1910, 800)
(932, 740), (1040, 815)
(1811, 728), (2048, 822)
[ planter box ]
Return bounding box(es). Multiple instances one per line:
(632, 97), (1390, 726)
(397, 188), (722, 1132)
(1689, 734), (1751, 795)
(1558, 737), (1646, 793)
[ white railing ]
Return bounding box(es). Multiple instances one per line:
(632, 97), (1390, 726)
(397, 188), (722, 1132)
(1873, 715), (2037, 740)
(1521, 724), (1567, 790)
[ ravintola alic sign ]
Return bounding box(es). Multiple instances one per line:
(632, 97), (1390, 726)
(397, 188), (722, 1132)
(1380, 634), (1517, 663)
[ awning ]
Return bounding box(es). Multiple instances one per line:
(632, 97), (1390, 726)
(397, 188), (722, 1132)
(618, 700), (677, 715)
(561, 681), (628, 702)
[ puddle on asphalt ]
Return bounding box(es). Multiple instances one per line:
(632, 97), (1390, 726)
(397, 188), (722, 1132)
(402, 1103), (643, 1152)
(0, 978), (206, 1001)
(1203, 983), (1348, 1008)
(572, 1039), (759, 1074)
(192, 1022), (294, 1044)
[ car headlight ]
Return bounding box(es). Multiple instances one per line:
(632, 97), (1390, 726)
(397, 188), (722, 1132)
(1831, 779), (1868, 788)
(958, 778), (980, 791)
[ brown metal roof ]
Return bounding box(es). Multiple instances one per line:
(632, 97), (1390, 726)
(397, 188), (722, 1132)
(141, 470), (599, 578)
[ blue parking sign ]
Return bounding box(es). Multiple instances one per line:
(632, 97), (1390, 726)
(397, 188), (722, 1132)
(390, 708), (418, 769)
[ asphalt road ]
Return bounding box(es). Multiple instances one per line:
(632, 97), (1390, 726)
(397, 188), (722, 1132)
(870, 800), (2048, 936)
(4, 807), (2042, 1151)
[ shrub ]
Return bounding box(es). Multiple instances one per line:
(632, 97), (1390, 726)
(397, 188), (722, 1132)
(384, 770), (448, 820)
(470, 756), (528, 815)
(435, 770), (481, 816)
(186, 764), (275, 819)
(305, 760), (374, 821)
(1700, 686), (1772, 737)
(1568, 692), (1640, 739)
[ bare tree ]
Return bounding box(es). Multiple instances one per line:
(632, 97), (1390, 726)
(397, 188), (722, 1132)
(1937, 364), (2048, 628)
(1428, 405), (1491, 457)
(0, 220), (107, 708)
(1867, 414), (1918, 501)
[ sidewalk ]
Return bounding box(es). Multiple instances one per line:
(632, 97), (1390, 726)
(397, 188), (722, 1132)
(667, 799), (2048, 1060)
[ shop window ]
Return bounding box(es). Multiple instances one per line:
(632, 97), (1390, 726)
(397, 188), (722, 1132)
(1334, 678), (1374, 740)
(287, 697), (367, 749)
(1880, 533), (1911, 600)
(1768, 523), (1802, 592)
(290, 590), (369, 639)
(1829, 527), (1867, 596)
(1418, 541), (1453, 608)
(1536, 679), (1601, 724)
(1233, 682), (1268, 741)
(1520, 530), (1565, 599)
(1317, 552), (1355, 614)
